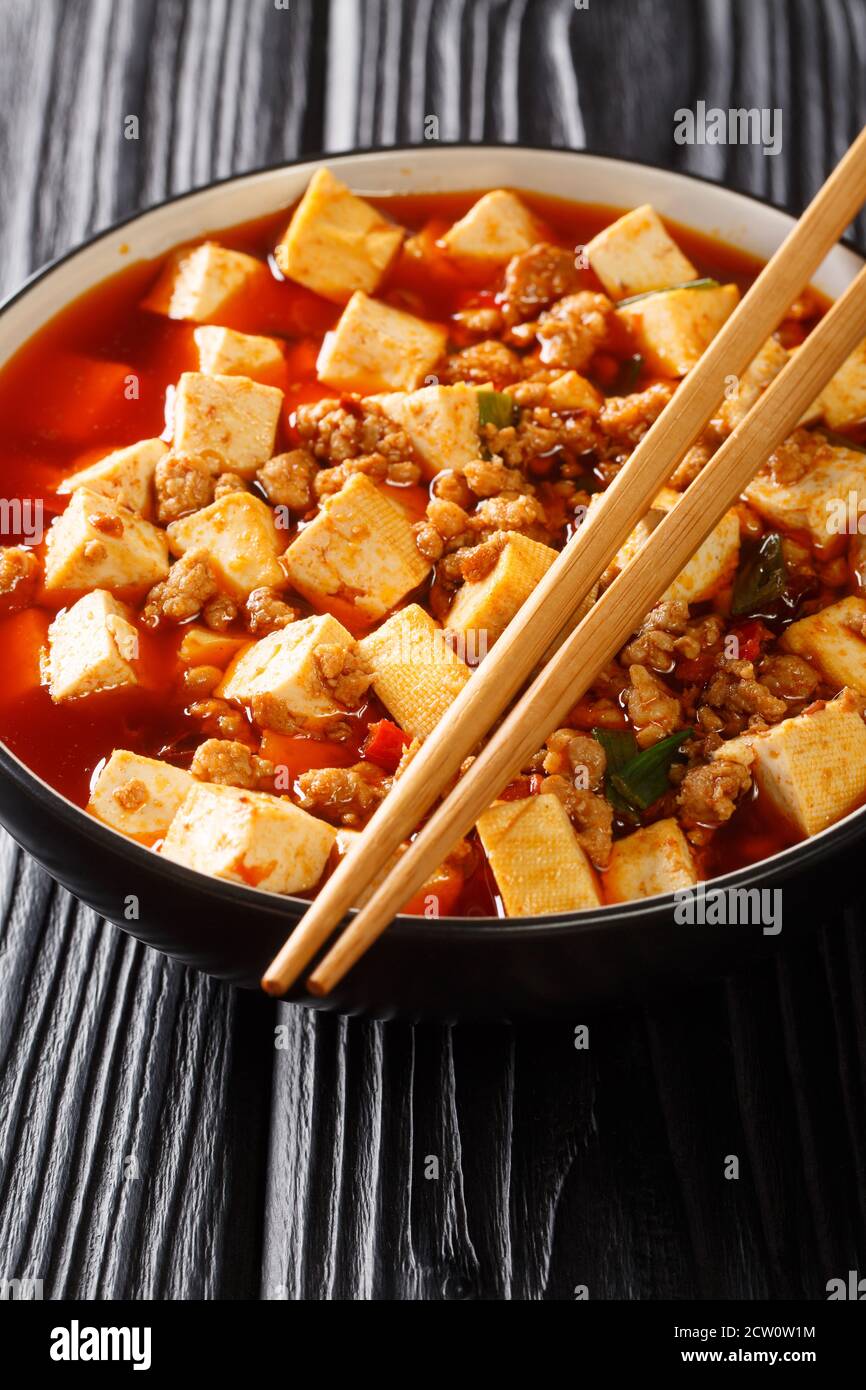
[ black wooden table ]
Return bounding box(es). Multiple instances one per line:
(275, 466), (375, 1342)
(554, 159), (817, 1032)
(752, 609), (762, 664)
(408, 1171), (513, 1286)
(1, 0), (865, 1302)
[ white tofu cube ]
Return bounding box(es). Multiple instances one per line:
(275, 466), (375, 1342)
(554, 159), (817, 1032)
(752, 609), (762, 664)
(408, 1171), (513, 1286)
(142, 241), (263, 322)
(274, 167), (405, 304)
(816, 338), (866, 428)
(317, 291), (447, 394)
(603, 818), (698, 904)
(447, 533), (558, 647)
(781, 596), (866, 694)
(193, 326), (284, 381)
(586, 204), (698, 300)
(538, 371), (603, 414)
(617, 283), (740, 376)
(440, 190), (543, 264)
(167, 492), (284, 598)
(653, 489), (740, 604)
(57, 438), (166, 516)
(358, 604), (471, 739)
(717, 337), (789, 433)
(161, 782), (336, 893)
(218, 613), (356, 726)
(88, 750), (195, 844)
(47, 590), (139, 702)
(282, 473), (431, 621)
(375, 383), (480, 477)
(743, 697), (866, 836)
(476, 794), (602, 916)
(44, 487), (170, 594)
(172, 372), (283, 477)
(745, 434), (866, 548)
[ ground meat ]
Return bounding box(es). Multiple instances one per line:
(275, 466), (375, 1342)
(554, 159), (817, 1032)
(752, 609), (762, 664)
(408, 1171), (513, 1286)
(296, 763), (387, 827)
(441, 340), (525, 386)
(625, 665), (683, 746)
(452, 305), (505, 336)
(245, 587), (298, 636)
(0, 546), (39, 600)
(762, 427), (833, 486)
(598, 382), (675, 448)
(542, 775), (614, 867)
(112, 778), (149, 811)
(700, 659), (788, 734)
(430, 469), (473, 508)
(620, 600), (690, 671)
(88, 511), (124, 537)
(154, 452), (214, 524)
(413, 522), (446, 562)
(757, 653), (820, 700)
(190, 738), (274, 790)
(846, 608), (866, 638)
(501, 242), (583, 326)
(202, 593), (238, 632)
(314, 451), (421, 498)
(83, 540), (107, 563)
(542, 729), (607, 790)
(677, 758), (752, 828)
(668, 434), (718, 490)
(313, 643), (371, 707)
(187, 697), (254, 744)
(141, 551), (218, 627)
(485, 406), (599, 470)
(471, 493), (549, 540)
(458, 534), (508, 582)
(295, 397), (414, 468)
(181, 664), (224, 696)
(257, 449), (316, 510)
(464, 456), (533, 498)
(213, 472), (247, 499)
(534, 291), (614, 370)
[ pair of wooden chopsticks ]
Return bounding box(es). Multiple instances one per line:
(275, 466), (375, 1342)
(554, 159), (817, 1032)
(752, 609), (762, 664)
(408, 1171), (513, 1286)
(263, 126), (866, 998)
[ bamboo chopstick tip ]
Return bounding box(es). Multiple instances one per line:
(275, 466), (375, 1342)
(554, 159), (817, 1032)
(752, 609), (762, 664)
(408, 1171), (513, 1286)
(260, 971), (288, 997)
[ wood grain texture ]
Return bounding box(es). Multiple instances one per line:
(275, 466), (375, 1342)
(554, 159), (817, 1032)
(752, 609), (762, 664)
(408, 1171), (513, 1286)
(1, 0), (866, 1302)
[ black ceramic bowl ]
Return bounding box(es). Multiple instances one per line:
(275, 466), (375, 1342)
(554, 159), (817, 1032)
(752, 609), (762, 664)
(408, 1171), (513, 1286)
(1, 145), (864, 1020)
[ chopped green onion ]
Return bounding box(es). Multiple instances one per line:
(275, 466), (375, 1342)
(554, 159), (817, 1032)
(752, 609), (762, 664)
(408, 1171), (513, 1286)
(609, 729), (695, 813)
(731, 531), (787, 617)
(477, 389), (518, 430)
(613, 354), (644, 395)
(592, 727), (640, 820)
(617, 277), (719, 308)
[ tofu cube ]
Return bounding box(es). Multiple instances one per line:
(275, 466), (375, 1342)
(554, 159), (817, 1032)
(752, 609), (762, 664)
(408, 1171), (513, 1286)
(172, 372), (283, 477)
(539, 371), (603, 414)
(745, 435), (866, 548)
(476, 794), (602, 916)
(193, 326), (284, 381)
(282, 473), (431, 621)
(44, 488), (170, 594)
(375, 383), (480, 477)
(717, 337), (789, 433)
(816, 338), (866, 428)
(178, 626), (247, 668)
(317, 291), (447, 394)
(586, 204), (698, 300)
(218, 613), (356, 726)
(142, 241), (263, 322)
(605, 488), (739, 604)
(603, 818), (698, 904)
(743, 697), (866, 836)
(446, 533), (557, 648)
(781, 596), (866, 694)
(358, 604), (471, 739)
(617, 283), (740, 377)
(161, 782), (336, 893)
(56, 438), (166, 516)
(47, 589), (139, 701)
(167, 491), (284, 598)
(88, 750), (195, 844)
(274, 167), (405, 304)
(440, 190), (543, 264)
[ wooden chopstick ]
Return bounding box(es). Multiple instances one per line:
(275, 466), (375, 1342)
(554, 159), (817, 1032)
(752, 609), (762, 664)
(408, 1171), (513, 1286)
(309, 257), (866, 994)
(262, 125), (866, 997)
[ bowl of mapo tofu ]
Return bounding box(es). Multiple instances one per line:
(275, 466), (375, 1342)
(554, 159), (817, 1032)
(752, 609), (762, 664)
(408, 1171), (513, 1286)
(1, 145), (866, 1016)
